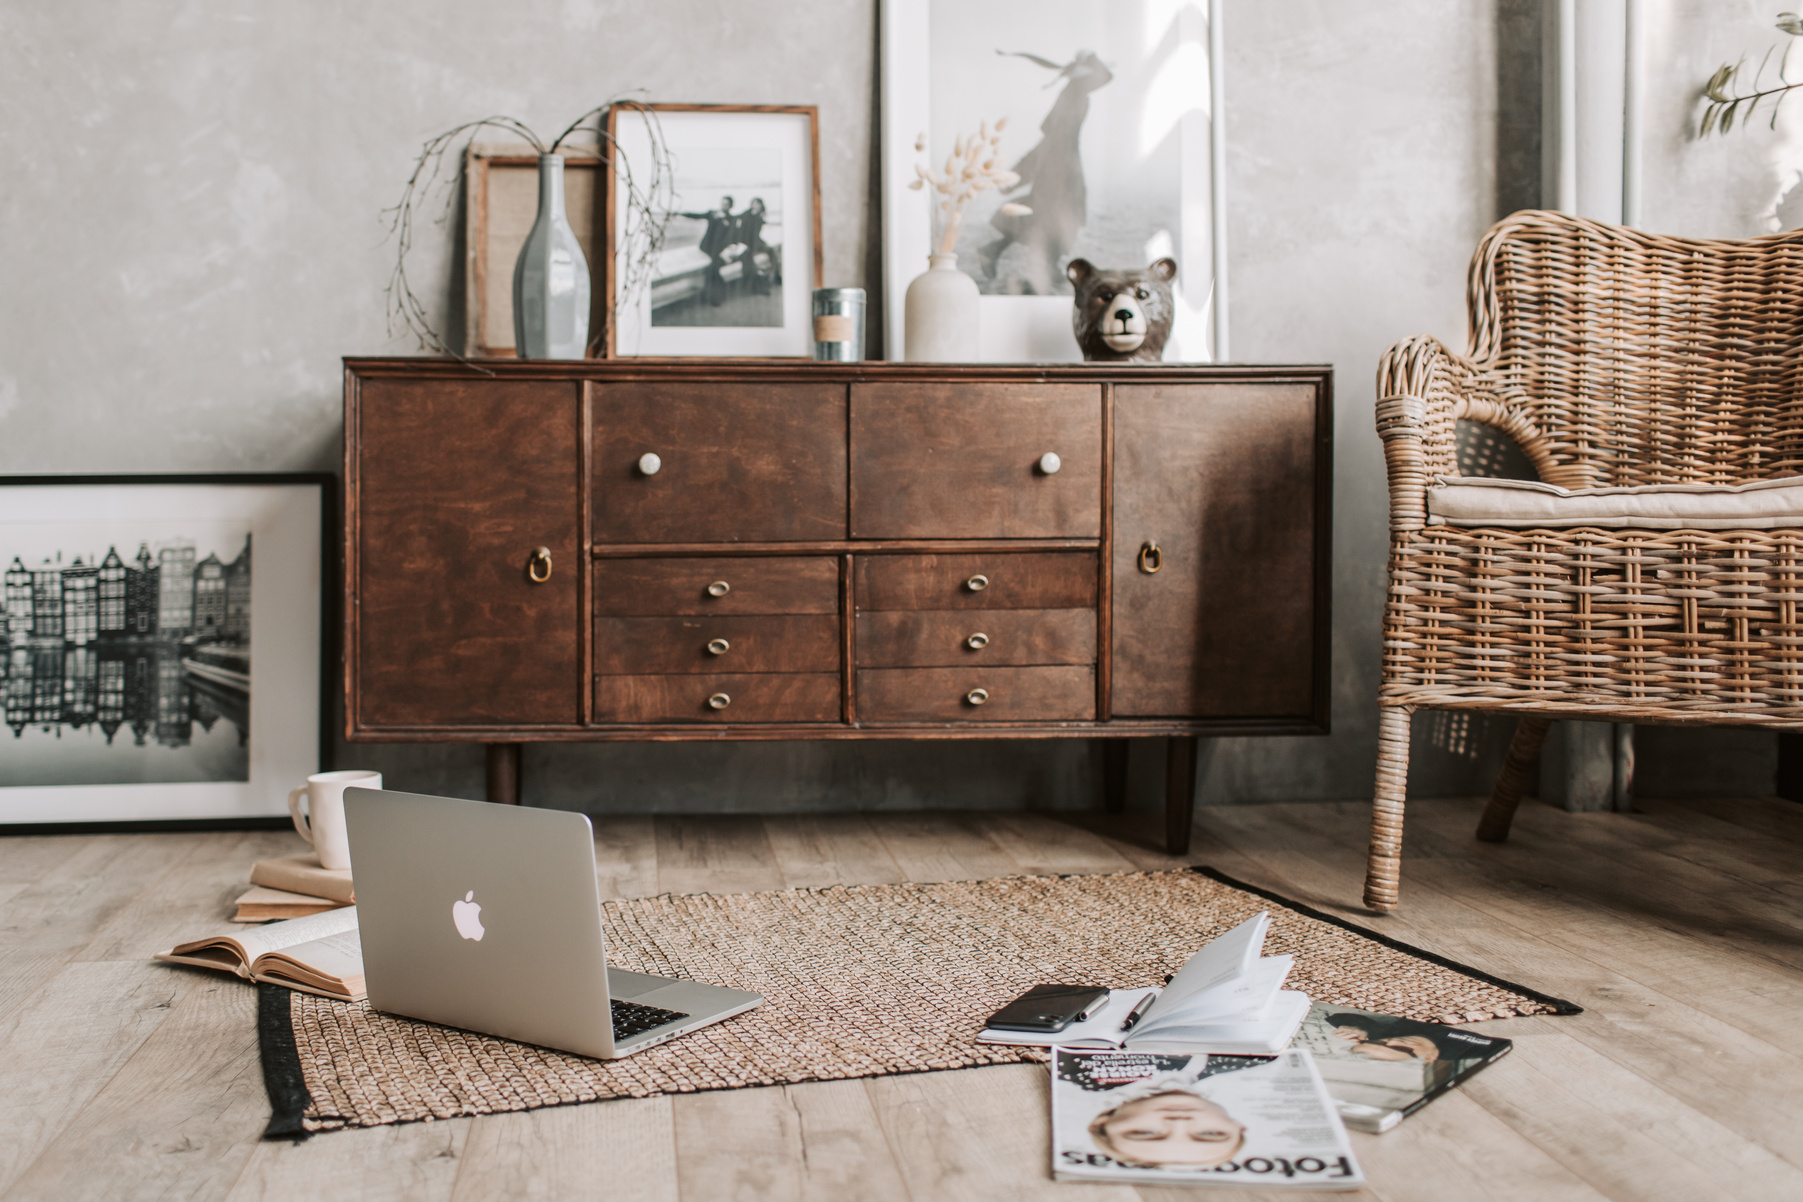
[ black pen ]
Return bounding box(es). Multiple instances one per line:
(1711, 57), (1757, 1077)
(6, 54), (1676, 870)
(1118, 993), (1156, 1034)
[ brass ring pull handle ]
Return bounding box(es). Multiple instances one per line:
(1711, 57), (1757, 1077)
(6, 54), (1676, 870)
(965, 574), (989, 592)
(707, 693), (731, 710)
(965, 688), (989, 706)
(966, 632), (989, 650)
(527, 547), (553, 583)
(706, 638), (731, 656)
(1138, 541), (1163, 575)
(706, 580), (731, 598)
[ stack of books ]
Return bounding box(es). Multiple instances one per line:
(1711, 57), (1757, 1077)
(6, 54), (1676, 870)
(231, 854), (355, 922)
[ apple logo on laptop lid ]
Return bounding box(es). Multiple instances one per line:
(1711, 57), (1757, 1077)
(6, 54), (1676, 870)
(452, 890), (486, 941)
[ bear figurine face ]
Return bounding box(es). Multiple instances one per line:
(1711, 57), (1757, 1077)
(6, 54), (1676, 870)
(1067, 257), (1177, 362)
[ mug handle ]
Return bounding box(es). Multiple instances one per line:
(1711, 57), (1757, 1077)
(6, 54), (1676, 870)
(288, 786), (316, 847)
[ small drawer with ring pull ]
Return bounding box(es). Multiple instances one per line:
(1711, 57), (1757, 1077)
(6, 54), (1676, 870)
(854, 552), (1098, 612)
(594, 614), (840, 675)
(856, 608), (1096, 668)
(854, 665), (1097, 723)
(593, 672), (842, 724)
(594, 556), (839, 617)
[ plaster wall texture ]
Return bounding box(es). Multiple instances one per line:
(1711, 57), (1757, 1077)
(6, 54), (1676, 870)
(0, 0), (1765, 814)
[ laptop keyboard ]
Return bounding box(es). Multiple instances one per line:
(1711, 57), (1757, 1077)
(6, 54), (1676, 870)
(612, 999), (690, 1039)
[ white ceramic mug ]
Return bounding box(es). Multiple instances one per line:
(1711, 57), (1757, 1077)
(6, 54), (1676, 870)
(287, 770), (381, 870)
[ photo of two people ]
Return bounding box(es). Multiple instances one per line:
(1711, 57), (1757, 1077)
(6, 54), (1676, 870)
(650, 148), (784, 329)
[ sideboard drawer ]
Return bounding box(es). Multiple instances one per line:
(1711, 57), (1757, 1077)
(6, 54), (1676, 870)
(592, 381), (847, 543)
(596, 615), (839, 674)
(850, 383), (1101, 538)
(594, 673), (841, 723)
(858, 609), (1095, 667)
(856, 553), (1097, 611)
(594, 556), (839, 616)
(856, 666), (1096, 722)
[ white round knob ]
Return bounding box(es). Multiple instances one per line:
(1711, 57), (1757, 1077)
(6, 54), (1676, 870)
(1038, 452), (1061, 475)
(638, 452), (662, 476)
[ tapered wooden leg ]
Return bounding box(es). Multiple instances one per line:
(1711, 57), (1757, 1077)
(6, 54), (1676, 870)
(1364, 706), (1412, 911)
(1164, 737), (1199, 855)
(1101, 739), (1130, 814)
(1476, 715), (1551, 842)
(486, 743), (522, 805)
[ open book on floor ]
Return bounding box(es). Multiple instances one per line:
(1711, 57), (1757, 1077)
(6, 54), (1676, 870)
(156, 906), (365, 1001)
(1291, 1002), (1513, 1132)
(977, 912), (1308, 1055)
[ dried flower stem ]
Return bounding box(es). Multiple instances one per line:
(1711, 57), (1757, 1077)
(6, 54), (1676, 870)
(908, 119), (1029, 257)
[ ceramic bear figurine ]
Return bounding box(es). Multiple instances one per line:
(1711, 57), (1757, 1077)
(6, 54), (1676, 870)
(1067, 257), (1177, 362)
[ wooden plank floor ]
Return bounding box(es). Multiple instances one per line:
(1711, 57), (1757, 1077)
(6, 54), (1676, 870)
(2, 795), (1801, 1201)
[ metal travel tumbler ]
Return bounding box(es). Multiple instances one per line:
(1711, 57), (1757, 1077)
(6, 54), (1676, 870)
(812, 288), (866, 362)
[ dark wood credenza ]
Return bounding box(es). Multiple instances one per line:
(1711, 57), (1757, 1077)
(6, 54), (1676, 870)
(342, 359), (1332, 852)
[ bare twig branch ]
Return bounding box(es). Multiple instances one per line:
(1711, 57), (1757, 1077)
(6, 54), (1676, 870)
(382, 102), (671, 359)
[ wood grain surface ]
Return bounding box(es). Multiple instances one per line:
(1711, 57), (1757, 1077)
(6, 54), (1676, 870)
(855, 666), (1096, 723)
(855, 553), (1098, 612)
(1111, 383), (1321, 720)
(351, 377), (582, 728)
(593, 556), (839, 616)
(593, 672), (841, 723)
(856, 609), (1095, 668)
(591, 381), (846, 543)
(849, 382), (1101, 539)
(594, 615), (840, 675)
(6, 795), (1800, 1198)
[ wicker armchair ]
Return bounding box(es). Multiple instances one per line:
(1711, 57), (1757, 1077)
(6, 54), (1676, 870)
(1366, 209), (1803, 911)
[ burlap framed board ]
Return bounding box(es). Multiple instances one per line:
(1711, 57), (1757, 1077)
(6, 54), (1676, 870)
(259, 867), (1578, 1137)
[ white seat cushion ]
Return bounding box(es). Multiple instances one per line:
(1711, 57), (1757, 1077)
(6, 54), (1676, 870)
(1427, 475), (1803, 529)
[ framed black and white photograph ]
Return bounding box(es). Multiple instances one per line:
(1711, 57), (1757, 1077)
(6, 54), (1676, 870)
(881, 0), (1226, 361)
(0, 475), (330, 826)
(606, 104), (822, 357)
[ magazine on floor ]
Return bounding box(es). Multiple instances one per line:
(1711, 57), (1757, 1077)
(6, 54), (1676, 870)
(1051, 1048), (1364, 1188)
(1291, 1002), (1513, 1133)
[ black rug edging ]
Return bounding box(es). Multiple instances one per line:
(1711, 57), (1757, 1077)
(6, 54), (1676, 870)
(257, 983), (315, 1140)
(1188, 864), (1583, 1016)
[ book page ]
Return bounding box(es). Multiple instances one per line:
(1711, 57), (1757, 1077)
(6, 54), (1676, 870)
(1141, 911), (1268, 1025)
(254, 926), (365, 997)
(168, 904), (358, 962)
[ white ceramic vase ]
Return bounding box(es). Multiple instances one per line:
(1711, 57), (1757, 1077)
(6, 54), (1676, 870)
(512, 154), (590, 359)
(903, 253), (980, 362)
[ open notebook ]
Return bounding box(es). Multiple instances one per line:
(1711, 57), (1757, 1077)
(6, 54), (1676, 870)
(978, 912), (1308, 1055)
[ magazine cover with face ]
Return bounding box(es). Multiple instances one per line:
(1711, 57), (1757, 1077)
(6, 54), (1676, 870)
(1290, 1001), (1513, 1133)
(1051, 1048), (1364, 1188)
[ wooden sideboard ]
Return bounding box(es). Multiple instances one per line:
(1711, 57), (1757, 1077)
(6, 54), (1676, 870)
(343, 359), (1332, 851)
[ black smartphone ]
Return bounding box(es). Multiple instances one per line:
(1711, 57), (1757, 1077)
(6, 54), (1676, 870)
(984, 984), (1111, 1033)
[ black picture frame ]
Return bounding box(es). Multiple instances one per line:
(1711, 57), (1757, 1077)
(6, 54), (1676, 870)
(0, 473), (335, 832)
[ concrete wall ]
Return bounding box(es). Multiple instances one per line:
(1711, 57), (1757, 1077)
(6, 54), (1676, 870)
(0, 1), (1777, 814)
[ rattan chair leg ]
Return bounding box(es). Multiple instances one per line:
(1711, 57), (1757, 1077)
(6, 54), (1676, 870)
(1476, 715), (1552, 844)
(1364, 706), (1412, 911)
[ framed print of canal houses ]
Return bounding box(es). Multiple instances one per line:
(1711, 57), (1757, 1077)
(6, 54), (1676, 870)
(0, 475), (330, 826)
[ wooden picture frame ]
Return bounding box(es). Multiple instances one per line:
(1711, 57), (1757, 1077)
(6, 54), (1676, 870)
(463, 145), (607, 358)
(605, 104), (824, 358)
(0, 474), (332, 828)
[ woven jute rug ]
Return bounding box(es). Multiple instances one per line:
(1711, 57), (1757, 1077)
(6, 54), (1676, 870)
(259, 866), (1578, 1137)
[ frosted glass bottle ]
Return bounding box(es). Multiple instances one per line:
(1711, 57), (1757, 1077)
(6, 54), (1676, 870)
(512, 154), (590, 359)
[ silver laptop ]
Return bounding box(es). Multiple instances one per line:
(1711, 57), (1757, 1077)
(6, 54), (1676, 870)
(342, 788), (761, 1059)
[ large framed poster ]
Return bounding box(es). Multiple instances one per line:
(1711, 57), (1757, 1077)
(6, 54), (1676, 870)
(881, 0), (1226, 362)
(0, 475), (331, 826)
